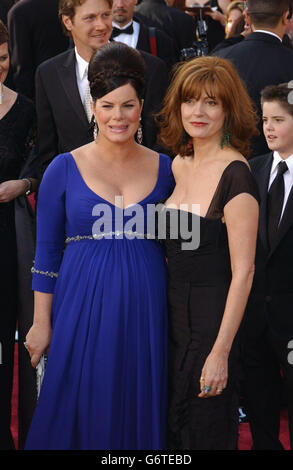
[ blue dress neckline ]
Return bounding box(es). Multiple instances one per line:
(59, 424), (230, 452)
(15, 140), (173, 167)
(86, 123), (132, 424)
(68, 151), (162, 210)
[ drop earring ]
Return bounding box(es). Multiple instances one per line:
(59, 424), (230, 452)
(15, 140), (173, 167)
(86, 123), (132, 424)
(221, 123), (230, 149)
(93, 119), (98, 140)
(137, 117), (143, 145)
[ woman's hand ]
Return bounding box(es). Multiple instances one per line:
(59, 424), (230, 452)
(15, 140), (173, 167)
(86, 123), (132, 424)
(0, 179), (27, 203)
(25, 323), (52, 368)
(198, 351), (228, 398)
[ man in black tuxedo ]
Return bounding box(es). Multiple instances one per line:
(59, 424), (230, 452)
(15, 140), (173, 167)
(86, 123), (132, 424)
(242, 83), (293, 450)
(213, 0), (293, 157)
(111, 0), (178, 69)
(33, 0), (168, 180)
(134, 0), (195, 54)
(7, 0), (69, 99)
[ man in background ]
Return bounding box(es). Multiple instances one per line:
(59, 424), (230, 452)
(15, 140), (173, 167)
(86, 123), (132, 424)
(213, 0), (293, 157)
(112, 0), (178, 69)
(31, 0), (168, 179)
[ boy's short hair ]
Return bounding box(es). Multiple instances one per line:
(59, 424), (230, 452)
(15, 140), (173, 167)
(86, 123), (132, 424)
(261, 83), (293, 117)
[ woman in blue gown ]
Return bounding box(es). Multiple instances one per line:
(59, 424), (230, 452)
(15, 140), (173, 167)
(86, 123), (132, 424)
(24, 42), (174, 450)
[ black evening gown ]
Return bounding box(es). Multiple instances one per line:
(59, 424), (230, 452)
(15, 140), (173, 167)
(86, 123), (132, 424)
(0, 94), (34, 449)
(164, 161), (259, 450)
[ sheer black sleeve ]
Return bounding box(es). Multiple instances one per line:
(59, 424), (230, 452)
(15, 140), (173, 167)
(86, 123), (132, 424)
(206, 160), (260, 219)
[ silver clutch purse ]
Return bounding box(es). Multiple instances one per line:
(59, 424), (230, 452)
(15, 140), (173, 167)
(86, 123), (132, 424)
(36, 354), (48, 397)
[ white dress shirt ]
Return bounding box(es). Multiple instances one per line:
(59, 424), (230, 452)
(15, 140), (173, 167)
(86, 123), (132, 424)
(253, 30), (282, 42)
(112, 20), (140, 49)
(268, 151), (293, 221)
(75, 47), (89, 103)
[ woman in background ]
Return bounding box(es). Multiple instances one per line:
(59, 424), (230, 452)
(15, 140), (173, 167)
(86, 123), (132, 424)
(0, 20), (35, 449)
(225, 1), (246, 38)
(211, 1), (251, 53)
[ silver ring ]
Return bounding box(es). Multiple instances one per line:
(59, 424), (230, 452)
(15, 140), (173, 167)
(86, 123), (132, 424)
(203, 385), (211, 393)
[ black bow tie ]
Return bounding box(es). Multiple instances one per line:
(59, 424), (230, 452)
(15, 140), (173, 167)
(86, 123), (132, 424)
(112, 23), (134, 38)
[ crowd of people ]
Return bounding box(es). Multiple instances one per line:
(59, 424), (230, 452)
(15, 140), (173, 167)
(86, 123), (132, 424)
(0, 0), (292, 452)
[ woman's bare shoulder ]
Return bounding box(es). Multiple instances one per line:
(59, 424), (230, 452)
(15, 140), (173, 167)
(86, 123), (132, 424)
(211, 150), (249, 176)
(224, 148), (250, 168)
(172, 154), (191, 174)
(141, 145), (159, 161)
(70, 143), (93, 162)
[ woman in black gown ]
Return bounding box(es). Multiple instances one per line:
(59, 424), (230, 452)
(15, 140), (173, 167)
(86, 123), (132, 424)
(0, 21), (35, 449)
(157, 56), (259, 449)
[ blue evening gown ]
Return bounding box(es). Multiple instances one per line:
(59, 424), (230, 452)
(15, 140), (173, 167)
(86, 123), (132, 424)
(25, 152), (174, 450)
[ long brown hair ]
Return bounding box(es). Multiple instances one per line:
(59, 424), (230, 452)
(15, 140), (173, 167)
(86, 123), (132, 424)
(156, 56), (259, 158)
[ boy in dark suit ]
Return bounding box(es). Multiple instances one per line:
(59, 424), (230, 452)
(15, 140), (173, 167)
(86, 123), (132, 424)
(242, 82), (293, 450)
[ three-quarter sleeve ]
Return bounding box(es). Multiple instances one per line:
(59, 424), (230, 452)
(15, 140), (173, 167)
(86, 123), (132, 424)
(32, 154), (67, 293)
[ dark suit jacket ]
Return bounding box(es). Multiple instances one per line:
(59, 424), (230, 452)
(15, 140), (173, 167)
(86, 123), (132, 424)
(134, 17), (178, 69)
(244, 153), (293, 341)
(135, 0), (195, 53)
(32, 47), (168, 179)
(7, 0), (69, 99)
(213, 32), (293, 157)
(0, 0), (14, 24)
(212, 34), (244, 54)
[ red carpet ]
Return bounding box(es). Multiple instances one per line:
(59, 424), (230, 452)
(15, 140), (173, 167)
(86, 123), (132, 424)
(10, 343), (290, 451)
(237, 409), (290, 450)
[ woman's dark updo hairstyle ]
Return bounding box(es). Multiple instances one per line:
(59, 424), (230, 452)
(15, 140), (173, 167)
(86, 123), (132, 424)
(88, 42), (146, 102)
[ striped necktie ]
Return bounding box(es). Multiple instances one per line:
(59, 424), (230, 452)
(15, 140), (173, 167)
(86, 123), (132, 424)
(83, 80), (93, 123)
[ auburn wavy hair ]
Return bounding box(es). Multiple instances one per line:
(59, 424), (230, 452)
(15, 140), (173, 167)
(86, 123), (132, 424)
(156, 56), (259, 158)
